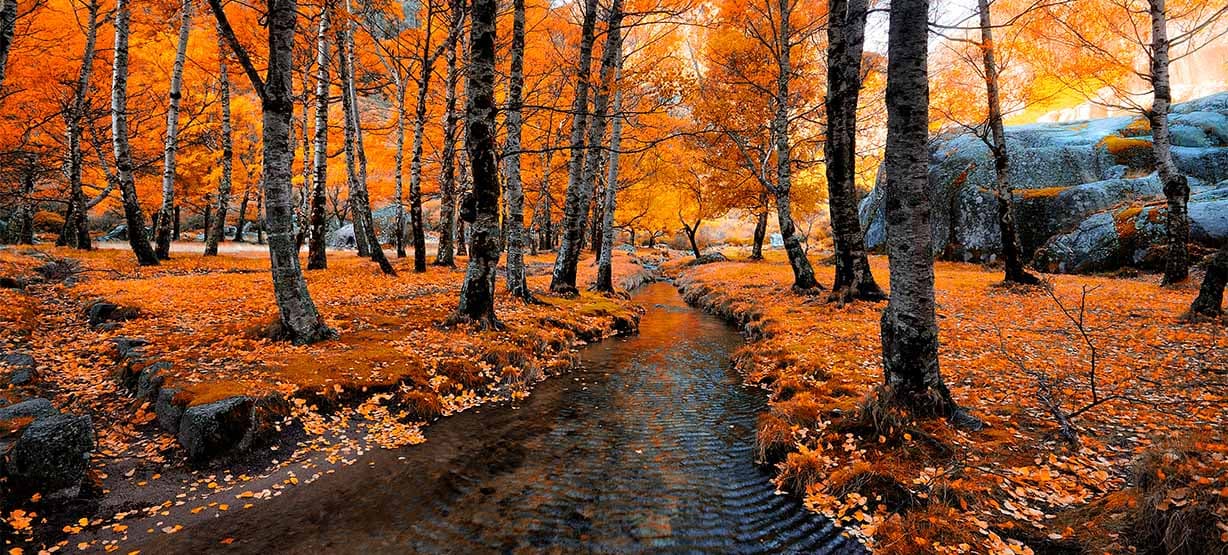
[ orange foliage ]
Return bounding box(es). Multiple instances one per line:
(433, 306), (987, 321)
(677, 252), (1228, 553)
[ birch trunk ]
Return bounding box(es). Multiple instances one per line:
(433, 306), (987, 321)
(337, 5), (395, 275)
(112, 0), (158, 266)
(548, 0), (607, 293)
(208, 0), (334, 343)
(825, 0), (884, 300)
(772, 0), (819, 292)
(234, 186), (249, 242)
(1190, 246), (1227, 318)
(502, 0), (531, 299)
(976, 0), (1038, 286)
(593, 86), (624, 293)
(536, 146), (556, 251)
(449, 0), (500, 327)
(204, 25), (231, 256)
(433, 11), (464, 268)
(0, 0), (15, 86)
(1149, 0), (1190, 285)
(9, 156), (35, 244)
(880, 0), (975, 427)
(60, 0), (101, 250)
(296, 58), (312, 251)
(337, 22), (365, 258)
(393, 75), (407, 258)
(306, 6), (330, 269)
(750, 198), (767, 260)
(154, 0), (193, 259)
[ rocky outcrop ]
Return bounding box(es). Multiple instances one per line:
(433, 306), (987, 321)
(859, 92), (1228, 274)
(326, 205), (416, 249)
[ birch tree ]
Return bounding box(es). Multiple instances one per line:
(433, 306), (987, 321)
(548, 0), (603, 294)
(880, 0), (979, 428)
(59, 0), (102, 250)
(204, 21), (233, 257)
(208, 0), (335, 343)
(337, 0), (395, 275)
(306, 4), (331, 269)
(824, 0), (884, 302)
(592, 84), (624, 294)
(448, 0), (500, 327)
(502, 0), (532, 300)
(111, 0), (159, 266)
(433, 0), (466, 269)
(154, 0), (194, 259)
(974, 0), (1039, 286)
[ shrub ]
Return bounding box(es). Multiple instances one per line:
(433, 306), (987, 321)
(32, 210), (65, 233)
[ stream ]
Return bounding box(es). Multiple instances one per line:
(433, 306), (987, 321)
(134, 282), (862, 554)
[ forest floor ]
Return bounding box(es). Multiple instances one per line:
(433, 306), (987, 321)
(673, 251), (1228, 554)
(0, 243), (654, 553)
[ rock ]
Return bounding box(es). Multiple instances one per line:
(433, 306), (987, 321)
(859, 91), (1228, 273)
(0, 398), (58, 421)
(177, 397), (254, 461)
(110, 337), (150, 360)
(135, 361), (171, 402)
(326, 223), (358, 249)
(85, 300), (139, 329)
(687, 252), (729, 266)
(1033, 187), (1228, 274)
(1, 352), (36, 385)
(174, 395), (289, 461)
(155, 388), (185, 433)
(244, 395), (290, 449)
(4, 414), (95, 499)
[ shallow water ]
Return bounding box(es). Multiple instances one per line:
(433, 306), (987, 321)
(137, 282), (861, 554)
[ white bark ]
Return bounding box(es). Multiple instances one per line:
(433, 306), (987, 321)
(155, 0), (194, 259)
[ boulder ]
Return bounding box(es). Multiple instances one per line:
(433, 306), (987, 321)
(111, 337), (150, 360)
(1033, 187), (1228, 274)
(326, 223), (358, 249)
(175, 395), (289, 461)
(686, 252), (730, 266)
(85, 300), (139, 329)
(135, 361), (171, 402)
(155, 387), (185, 433)
(4, 414), (95, 499)
(177, 397), (253, 461)
(859, 92), (1228, 273)
(1, 352), (36, 385)
(0, 398), (58, 421)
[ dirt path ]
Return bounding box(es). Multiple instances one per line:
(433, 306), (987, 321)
(130, 282), (860, 554)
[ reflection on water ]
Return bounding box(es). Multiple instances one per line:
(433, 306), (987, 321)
(387, 282), (860, 553)
(144, 282), (863, 554)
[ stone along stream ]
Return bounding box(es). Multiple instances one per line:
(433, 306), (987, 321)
(136, 282), (862, 554)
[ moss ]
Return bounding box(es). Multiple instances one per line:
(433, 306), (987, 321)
(1099, 135), (1155, 168)
(1017, 186), (1073, 199)
(178, 380), (256, 407)
(1120, 117), (1151, 137)
(1114, 206), (1144, 238)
